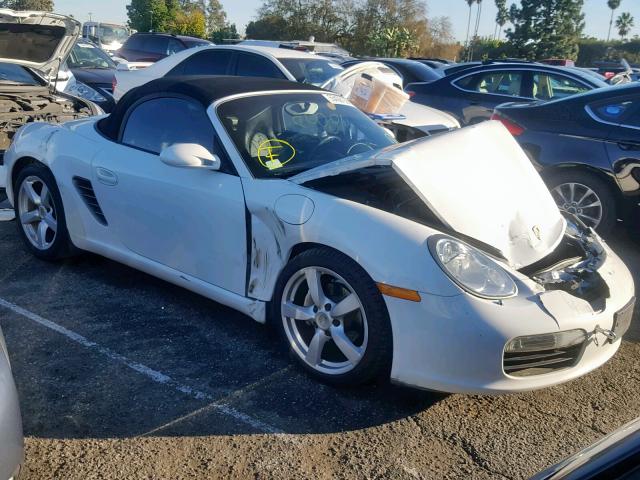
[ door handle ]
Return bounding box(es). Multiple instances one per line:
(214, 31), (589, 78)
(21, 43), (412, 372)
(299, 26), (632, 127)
(618, 142), (640, 151)
(96, 167), (118, 186)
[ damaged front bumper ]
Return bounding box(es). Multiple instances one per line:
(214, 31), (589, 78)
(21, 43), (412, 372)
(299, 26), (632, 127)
(385, 227), (634, 395)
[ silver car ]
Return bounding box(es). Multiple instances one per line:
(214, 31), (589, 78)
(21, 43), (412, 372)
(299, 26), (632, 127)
(0, 325), (22, 480)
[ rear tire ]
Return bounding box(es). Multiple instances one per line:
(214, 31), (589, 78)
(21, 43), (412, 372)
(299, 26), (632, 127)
(272, 247), (393, 386)
(545, 169), (617, 236)
(14, 164), (76, 261)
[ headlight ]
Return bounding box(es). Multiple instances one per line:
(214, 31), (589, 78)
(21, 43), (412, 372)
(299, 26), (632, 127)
(429, 235), (517, 299)
(65, 81), (107, 103)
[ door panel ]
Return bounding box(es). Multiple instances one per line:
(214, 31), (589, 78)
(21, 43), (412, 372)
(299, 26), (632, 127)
(91, 144), (247, 295)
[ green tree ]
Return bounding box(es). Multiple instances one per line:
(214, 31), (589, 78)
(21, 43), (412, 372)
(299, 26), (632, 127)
(245, 15), (289, 40)
(210, 22), (239, 43)
(370, 26), (418, 57)
(127, 0), (173, 32)
(494, 0), (508, 40)
(616, 11), (634, 40)
(506, 0), (585, 60)
(607, 0), (622, 41)
(167, 7), (206, 37)
(205, 0), (227, 35)
(0, 0), (54, 9)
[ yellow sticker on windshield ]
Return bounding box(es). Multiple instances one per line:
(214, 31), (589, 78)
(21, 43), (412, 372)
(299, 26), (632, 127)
(257, 139), (296, 170)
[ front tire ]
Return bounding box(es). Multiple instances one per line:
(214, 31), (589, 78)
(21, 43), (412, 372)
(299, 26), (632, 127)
(14, 164), (76, 260)
(546, 170), (617, 235)
(273, 247), (392, 386)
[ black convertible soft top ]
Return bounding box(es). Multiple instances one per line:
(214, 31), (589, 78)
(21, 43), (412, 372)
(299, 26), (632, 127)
(99, 75), (322, 140)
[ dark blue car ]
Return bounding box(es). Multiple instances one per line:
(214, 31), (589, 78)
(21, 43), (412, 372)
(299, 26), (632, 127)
(493, 83), (640, 235)
(406, 62), (608, 126)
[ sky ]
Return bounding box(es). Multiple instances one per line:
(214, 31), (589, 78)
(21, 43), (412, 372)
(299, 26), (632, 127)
(54, 0), (640, 42)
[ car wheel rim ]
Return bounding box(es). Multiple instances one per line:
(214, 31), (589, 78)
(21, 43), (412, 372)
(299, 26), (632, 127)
(551, 182), (603, 229)
(281, 266), (368, 375)
(18, 175), (58, 250)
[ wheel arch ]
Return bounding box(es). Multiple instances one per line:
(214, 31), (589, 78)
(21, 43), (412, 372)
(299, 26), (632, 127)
(9, 156), (48, 202)
(540, 163), (621, 201)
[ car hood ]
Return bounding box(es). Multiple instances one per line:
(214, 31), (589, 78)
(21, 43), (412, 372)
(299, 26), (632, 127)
(291, 121), (566, 268)
(0, 9), (80, 79)
(395, 100), (460, 130)
(321, 61), (403, 95)
(71, 67), (115, 85)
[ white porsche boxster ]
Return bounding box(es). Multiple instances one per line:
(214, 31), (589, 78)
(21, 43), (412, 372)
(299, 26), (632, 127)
(2, 76), (635, 394)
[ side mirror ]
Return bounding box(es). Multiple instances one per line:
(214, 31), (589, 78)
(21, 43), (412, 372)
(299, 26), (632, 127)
(160, 143), (221, 171)
(57, 70), (71, 82)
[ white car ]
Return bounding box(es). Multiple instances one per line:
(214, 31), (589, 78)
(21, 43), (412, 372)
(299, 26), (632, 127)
(0, 9), (99, 193)
(113, 44), (460, 137)
(0, 325), (23, 480)
(3, 77), (635, 394)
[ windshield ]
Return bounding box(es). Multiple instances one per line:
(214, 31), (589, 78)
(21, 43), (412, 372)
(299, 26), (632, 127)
(0, 62), (40, 85)
(217, 92), (396, 179)
(68, 42), (116, 69)
(280, 58), (344, 85)
(98, 24), (129, 44)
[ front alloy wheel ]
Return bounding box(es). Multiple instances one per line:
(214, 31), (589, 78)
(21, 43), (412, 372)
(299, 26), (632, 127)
(282, 266), (368, 375)
(18, 175), (58, 250)
(14, 164), (76, 260)
(274, 247), (392, 386)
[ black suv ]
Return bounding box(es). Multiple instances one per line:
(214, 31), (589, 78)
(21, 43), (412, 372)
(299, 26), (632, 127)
(116, 33), (211, 63)
(407, 63), (608, 125)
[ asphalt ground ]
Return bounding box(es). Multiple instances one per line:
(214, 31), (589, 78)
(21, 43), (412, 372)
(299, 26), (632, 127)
(0, 214), (638, 480)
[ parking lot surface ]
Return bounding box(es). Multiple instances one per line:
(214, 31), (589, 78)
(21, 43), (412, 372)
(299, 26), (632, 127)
(0, 218), (639, 480)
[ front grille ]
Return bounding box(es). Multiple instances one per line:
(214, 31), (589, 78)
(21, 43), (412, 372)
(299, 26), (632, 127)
(503, 343), (585, 377)
(73, 176), (107, 225)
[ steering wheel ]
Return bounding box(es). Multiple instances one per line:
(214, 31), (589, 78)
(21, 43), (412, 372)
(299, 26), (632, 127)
(347, 143), (376, 156)
(310, 135), (342, 160)
(315, 135), (341, 150)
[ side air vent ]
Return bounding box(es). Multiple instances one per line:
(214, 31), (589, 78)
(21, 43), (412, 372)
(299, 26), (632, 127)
(73, 177), (108, 226)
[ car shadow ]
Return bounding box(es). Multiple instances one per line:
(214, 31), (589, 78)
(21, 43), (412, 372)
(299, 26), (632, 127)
(2, 221), (638, 440)
(0, 229), (447, 439)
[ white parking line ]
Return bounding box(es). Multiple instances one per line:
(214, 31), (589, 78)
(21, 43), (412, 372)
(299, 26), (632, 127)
(0, 297), (283, 435)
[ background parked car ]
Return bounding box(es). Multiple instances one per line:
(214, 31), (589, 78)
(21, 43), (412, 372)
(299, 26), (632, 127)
(407, 62), (608, 125)
(65, 39), (117, 112)
(0, 324), (23, 480)
(341, 57), (442, 87)
(113, 45), (460, 137)
(0, 10), (99, 193)
(532, 416), (640, 479)
(492, 82), (640, 235)
(115, 32), (211, 63)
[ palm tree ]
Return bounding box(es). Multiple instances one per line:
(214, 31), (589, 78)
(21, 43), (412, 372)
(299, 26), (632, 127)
(464, 0), (476, 48)
(607, 0), (622, 41)
(474, 0), (483, 40)
(616, 11), (634, 41)
(495, 0), (508, 40)
(468, 0), (483, 61)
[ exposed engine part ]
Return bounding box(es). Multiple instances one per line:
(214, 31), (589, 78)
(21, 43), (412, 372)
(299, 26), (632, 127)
(304, 166), (446, 230)
(0, 91), (92, 151)
(521, 218), (609, 309)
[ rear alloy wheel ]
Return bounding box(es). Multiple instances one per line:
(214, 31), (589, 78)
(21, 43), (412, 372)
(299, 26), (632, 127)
(274, 248), (392, 386)
(547, 171), (616, 235)
(14, 164), (76, 260)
